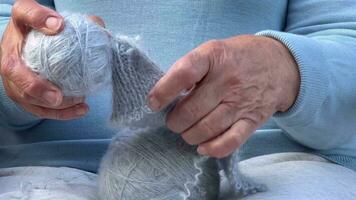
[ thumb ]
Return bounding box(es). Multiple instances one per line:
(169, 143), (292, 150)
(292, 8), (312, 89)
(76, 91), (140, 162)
(12, 0), (64, 35)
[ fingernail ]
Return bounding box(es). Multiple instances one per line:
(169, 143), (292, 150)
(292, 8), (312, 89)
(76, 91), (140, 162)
(197, 146), (207, 156)
(45, 17), (62, 31)
(43, 91), (60, 106)
(75, 105), (88, 116)
(148, 95), (160, 111)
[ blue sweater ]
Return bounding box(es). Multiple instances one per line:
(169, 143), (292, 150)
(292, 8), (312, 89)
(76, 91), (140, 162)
(0, 0), (356, 173)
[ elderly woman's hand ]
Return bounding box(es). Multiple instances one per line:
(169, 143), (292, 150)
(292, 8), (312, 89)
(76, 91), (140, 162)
(0, 0), (104, 120)
(148, 35), (300, 158)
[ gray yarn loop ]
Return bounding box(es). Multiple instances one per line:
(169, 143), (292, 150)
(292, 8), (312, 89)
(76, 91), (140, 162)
(23, 14), (265, 200)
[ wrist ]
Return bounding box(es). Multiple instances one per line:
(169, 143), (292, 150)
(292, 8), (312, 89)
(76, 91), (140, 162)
(267, 37), (300, 112)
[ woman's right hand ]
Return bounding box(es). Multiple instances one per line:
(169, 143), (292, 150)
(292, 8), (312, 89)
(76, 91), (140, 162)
(0, 0), (89, 120)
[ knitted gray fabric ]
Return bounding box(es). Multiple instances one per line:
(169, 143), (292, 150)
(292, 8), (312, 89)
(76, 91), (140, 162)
(23, 14), (265, 200)
(105, 32), (265, 199)
(110, 37), (169, 128)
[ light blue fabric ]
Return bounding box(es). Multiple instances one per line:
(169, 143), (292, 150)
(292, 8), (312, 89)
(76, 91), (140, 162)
(0, 0), (356, 174)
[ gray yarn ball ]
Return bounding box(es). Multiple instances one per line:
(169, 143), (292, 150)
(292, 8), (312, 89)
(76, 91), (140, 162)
(98, 127), (220, 200)
(23, 14), (113, 97)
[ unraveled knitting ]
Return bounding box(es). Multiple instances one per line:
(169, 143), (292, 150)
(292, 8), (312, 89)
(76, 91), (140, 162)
(23, 14), (265, 200)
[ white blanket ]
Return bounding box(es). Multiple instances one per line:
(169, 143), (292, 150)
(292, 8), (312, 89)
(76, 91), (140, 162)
(1, 152), (356, 200)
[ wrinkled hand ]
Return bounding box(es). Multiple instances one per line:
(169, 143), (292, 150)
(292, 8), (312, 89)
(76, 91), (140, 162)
(0, 0), (104, 120)
(148, 35), (300, 158)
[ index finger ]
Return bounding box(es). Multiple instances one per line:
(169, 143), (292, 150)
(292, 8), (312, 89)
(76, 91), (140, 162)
(147, 46), (211, 111)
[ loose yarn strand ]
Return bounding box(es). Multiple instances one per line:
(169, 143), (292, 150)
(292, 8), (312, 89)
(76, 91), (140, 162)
(180, 156), (207, 200)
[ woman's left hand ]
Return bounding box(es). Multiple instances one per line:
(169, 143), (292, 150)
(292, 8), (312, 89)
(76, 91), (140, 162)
(148, 35), (300, 158)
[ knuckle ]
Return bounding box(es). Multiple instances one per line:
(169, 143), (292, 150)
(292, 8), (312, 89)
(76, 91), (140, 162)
(221, 103), (239, 123)
(12, 1), (31, 23)
(22, 80), (41, 96)
(185, 50), (202, 64)
(204, 40), (226, 65)
(176, 59), (198, 86)
(26, 9), (47, 28)
(199, 119), (217, 137)
(181, 101), (200, 120)
(204, 40), (224, 54)
(223, 102), (238, 111)
(205, 39), (222, 49)
(11, 1), (22, 20)
(12, 0), (49, 28)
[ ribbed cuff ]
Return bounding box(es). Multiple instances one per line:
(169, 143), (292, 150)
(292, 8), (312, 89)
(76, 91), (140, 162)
(256, 30), (329, 127)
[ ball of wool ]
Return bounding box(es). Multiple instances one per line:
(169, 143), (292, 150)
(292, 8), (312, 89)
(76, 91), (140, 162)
(98, 127), (220, 200)
(23, 14), (113, 97)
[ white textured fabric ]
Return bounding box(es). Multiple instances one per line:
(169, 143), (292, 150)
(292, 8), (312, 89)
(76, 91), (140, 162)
(229, 153), (356, 200)
(1, 153), (356, 200)
(0, 167), (98, 200)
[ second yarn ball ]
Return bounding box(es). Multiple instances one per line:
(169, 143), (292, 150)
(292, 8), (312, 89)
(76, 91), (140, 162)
(23, 14), (114, 97)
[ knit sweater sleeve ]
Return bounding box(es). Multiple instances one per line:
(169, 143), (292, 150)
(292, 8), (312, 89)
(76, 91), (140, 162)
(256, 0), (356, 150)
(0, 0), (56, 131)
